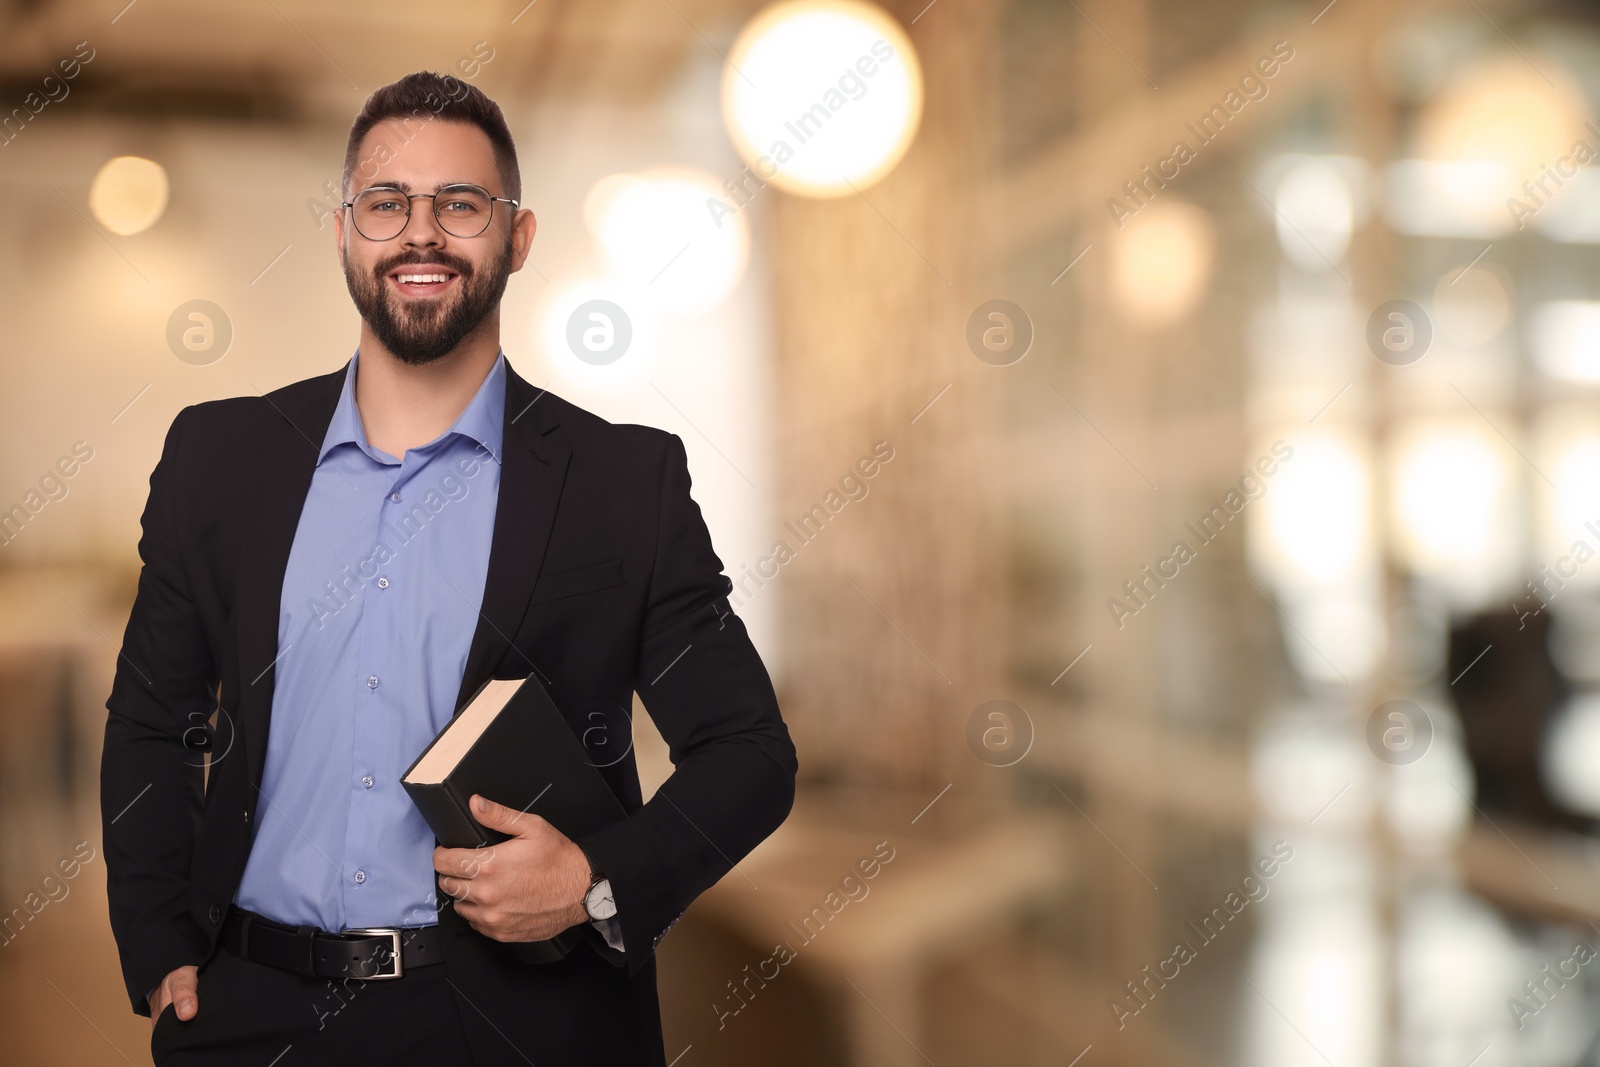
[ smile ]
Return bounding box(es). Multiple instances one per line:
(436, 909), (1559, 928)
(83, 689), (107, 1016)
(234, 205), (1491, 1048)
(388, 267), (460, 297)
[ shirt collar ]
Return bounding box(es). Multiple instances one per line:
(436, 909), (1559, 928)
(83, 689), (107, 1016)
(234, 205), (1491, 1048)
(318, 348), (507, 466)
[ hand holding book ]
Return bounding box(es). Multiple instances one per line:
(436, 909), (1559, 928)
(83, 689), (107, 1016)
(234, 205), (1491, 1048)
(403, 672), (629, 962)
(432, 793), (594, 943)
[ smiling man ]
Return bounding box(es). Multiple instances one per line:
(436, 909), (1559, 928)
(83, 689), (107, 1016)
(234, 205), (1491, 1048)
(100, 71), (797, 1066)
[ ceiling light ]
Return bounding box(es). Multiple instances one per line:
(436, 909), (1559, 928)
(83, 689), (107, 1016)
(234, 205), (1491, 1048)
(722, 0), (923, 198)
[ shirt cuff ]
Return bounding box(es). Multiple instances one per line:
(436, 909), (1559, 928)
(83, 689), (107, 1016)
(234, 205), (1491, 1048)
(592, 914), (625, 954)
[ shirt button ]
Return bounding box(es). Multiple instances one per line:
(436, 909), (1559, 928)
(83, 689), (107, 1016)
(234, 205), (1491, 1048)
(354, 870), (366, 884)
(377, 576), (389, 589)
(367, 675), (379, 689)
(362, 775), (374, 789)
(390, 491), (403, 503)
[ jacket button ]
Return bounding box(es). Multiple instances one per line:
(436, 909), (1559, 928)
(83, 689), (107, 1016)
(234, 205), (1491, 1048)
(208, 905), (221, 925)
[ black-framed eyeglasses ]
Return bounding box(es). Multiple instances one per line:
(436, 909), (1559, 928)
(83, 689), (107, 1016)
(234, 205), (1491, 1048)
(341, 183), (518, 241)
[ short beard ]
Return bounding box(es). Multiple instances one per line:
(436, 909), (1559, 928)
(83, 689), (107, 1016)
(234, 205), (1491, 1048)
(344, 239), (514, 366)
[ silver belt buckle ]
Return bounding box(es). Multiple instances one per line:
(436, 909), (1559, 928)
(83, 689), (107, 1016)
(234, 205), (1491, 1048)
(344, 927), (404, 980)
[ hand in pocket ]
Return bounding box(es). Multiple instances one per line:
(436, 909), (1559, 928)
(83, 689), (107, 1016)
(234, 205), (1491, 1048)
(149, 964), (199, 1032)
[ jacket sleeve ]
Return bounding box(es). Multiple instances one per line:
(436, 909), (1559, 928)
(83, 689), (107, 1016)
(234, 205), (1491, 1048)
(575, 432), (797, 977)
(100, 405), (215, 1015)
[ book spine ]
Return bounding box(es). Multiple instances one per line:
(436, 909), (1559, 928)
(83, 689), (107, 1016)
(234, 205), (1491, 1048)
(402, 779), (492, 848)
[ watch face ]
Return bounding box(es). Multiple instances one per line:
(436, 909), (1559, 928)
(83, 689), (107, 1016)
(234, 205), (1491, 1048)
(585, 878), (617, 920)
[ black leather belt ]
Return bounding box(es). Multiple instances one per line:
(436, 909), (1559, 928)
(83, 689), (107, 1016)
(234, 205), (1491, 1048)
(220, 906), (445, 980)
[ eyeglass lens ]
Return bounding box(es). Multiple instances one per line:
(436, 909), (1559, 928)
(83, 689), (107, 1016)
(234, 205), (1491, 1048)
(350, 186), (496, 240)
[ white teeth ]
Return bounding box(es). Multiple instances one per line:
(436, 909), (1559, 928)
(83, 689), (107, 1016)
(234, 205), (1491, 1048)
(396, 273), (450, 283)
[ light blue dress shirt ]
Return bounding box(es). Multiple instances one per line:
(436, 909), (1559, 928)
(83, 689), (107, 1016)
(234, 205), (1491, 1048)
(234, 348), (505, 932)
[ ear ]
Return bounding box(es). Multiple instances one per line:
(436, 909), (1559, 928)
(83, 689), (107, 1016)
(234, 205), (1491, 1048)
(508, 207), (537, 273)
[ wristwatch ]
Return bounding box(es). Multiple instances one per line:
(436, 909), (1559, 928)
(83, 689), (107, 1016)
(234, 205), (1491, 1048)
(581, 852), (617, 922)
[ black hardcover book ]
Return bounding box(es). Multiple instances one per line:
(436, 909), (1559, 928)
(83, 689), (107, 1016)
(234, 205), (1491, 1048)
(402, 670), (628, 962)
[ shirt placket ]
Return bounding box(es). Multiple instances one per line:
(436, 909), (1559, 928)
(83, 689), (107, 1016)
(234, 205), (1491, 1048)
(343, 450), (416, 923)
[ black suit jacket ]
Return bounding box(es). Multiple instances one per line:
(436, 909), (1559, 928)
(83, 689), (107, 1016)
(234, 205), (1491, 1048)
(100, 355), (798, 1064)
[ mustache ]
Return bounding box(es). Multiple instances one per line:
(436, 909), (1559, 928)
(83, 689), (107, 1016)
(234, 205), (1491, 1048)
(373, 250), (475, 278)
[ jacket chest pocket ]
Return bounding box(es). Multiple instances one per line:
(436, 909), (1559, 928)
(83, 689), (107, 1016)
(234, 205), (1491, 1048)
(529, 556), (626, 604)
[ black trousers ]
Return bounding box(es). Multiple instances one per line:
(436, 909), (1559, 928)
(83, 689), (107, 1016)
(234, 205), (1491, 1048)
(149, 936), (476, 1066)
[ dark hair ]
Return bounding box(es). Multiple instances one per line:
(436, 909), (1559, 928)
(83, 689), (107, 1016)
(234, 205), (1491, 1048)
(342, 71), (520, 202)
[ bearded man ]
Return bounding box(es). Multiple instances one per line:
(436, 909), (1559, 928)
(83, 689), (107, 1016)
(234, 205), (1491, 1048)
(101, 70), (796, 1067)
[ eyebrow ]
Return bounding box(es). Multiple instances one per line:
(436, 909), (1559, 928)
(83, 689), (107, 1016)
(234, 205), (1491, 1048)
(358, 180), (486, 195)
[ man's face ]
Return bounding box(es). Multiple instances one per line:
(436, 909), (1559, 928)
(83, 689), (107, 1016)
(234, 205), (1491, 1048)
(335, 118), (535, 365)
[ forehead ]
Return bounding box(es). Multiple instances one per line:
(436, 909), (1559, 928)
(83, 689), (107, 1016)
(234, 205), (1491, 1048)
(351, 118), (501, 193)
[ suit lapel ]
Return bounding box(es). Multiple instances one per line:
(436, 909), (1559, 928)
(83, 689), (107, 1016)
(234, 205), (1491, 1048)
(236, 363), (346, 793)
(452, 363), (569, 711)
(237, 355), (569, 792)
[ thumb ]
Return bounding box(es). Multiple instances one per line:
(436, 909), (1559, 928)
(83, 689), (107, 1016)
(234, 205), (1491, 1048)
(170, 967), (200, 1020)
(471, 794), (535, 834)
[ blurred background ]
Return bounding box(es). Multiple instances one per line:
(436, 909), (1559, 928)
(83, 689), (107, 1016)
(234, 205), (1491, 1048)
(5, 0), (1600, 1063)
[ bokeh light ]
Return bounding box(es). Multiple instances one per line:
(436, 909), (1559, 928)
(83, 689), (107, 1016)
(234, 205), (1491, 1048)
(1542, 693), (1600, 819)
(1408, 52), (1588, 234)
(1252, 430), (1372, 589)
(1272, 157), (1355, 270)
(1109, 199), (1216, 328)
(583, 167), (750, 318)
(722, 0), (923, 197)
(87, 155), (168, 236)
(1535, 409), (1600, 584)
(1530, 300), (1600, 383)
(1388, 421), (1520, 602)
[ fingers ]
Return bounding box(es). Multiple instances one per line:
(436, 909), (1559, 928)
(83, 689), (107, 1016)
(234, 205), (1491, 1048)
(438, 874), (482, 904)
(469, 794), (514, 829)
(470, 794), (548, 837)
(435, 848), (491, 904)
(450, 899), (510, 941)
(433, 843), (499, 881)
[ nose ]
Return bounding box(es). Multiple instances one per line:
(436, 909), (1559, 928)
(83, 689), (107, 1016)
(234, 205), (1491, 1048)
(398, 195), (446, 249)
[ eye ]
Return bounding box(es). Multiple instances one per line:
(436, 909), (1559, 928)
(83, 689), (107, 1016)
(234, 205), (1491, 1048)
(360, 194), (407, 213)
(436, 189), (489, 215)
